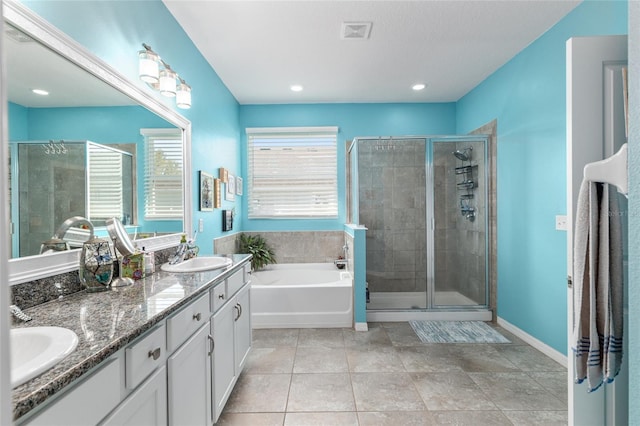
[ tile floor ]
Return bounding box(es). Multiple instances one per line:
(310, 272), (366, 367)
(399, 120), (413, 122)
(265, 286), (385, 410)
(216, 322), (568, 425)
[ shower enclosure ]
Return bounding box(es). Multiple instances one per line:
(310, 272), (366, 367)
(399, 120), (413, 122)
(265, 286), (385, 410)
(349, 136), (490, 320)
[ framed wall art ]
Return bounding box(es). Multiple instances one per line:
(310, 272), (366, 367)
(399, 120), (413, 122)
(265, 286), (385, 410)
(225, 174), (236, 201)
(236, 176), (243, 196)
(219, 167), (228, 183)
(213, 178), (222, 208)
(199, 171), (213, 211)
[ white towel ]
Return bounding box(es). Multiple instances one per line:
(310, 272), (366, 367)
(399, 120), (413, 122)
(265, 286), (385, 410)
(572, 180), (624, 392)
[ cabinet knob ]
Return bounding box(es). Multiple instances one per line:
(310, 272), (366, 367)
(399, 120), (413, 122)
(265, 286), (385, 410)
(148, 347), (161, 360)
(193, 312), (202, 321)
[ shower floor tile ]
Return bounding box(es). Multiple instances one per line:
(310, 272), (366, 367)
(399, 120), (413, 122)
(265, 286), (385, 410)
(217, 323), (569, 425)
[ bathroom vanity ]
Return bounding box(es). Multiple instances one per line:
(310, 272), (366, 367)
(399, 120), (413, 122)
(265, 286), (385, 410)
(11, 254), (252, 425)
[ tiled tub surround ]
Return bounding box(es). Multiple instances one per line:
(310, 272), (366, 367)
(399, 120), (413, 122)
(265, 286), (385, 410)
(10, 254), (251, 422)
(215, 231), (346, 264)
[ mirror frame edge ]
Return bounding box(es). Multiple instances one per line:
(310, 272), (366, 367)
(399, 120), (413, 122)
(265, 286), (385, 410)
(4, 0), (193, 286)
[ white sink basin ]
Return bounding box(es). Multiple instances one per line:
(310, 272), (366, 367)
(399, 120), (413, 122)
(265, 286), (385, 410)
(161, 256), (232, 273)
(10, 326), (79, 388)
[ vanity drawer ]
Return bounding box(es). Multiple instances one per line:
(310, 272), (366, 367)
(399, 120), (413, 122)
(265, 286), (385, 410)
(227, 268), (246, 298)
(24, 358), (121, 426)
(211, 282), (227, 313)
(125, 324), (166, 390)
(166, 293), (210, 353)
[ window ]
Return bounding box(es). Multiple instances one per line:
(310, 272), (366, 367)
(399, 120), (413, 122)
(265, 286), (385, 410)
(87, 143), (124, 223)
(142, 128), (183, 220)
(246, 127), (338, 219)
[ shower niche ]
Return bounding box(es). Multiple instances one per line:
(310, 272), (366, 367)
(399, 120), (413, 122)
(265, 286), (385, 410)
(349, 135), (490, 319)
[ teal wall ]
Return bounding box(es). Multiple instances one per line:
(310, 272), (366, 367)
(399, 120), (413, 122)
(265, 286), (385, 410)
(627, 1), (638, 421)
(23, 0), (242, 254)
(239, 103), (456, 230)
(456, 0), (628, 354)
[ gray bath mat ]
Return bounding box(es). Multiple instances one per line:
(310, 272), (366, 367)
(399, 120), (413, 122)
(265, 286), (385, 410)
(409, 320), (510, 344)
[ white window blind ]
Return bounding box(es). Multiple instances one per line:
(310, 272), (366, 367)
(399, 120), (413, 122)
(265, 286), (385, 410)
(246, 127), (338, 218)
(142, 129), (183, 220)
(88, 144), (123, 222)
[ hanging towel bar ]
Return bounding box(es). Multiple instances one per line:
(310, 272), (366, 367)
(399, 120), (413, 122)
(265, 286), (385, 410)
(583, 143), (628, 197)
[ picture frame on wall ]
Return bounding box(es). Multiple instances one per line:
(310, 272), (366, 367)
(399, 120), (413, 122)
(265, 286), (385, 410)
(199, 171), (213, 211)
(225, 174), (236, 201)
(213, 178), (222, 208)
(219, 167), (228, 183)
(236, 176), (243, 196)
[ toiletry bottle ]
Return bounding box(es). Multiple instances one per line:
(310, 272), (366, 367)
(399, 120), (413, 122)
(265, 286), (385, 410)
(142, 246), (155, 276)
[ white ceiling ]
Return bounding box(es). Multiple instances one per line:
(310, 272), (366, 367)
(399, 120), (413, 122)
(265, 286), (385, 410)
(164, 0), (581, 105)
(5, 24), (135, 108)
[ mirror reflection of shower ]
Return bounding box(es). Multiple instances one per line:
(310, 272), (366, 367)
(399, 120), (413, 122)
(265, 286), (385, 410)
(454, 146), (476, 222)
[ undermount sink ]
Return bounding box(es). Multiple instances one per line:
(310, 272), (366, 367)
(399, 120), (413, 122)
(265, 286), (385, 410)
(161, 256), (232, 273)
(10, 326), (79, 388)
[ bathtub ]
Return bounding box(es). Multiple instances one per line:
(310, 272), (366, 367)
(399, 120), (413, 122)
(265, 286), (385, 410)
(250, 263), (353, 329)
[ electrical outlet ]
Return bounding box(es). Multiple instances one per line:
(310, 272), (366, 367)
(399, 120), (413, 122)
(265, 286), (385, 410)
(555, 215), (567, 231)
(198, 218), (204, 232)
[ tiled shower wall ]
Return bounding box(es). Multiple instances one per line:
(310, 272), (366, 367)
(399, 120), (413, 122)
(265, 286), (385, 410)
(214, 231), (346, 264)
(358, 138), (427, 294)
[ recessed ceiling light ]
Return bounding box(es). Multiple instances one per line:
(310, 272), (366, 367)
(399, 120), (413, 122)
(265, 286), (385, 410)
(412, 83), (426, 91)
(32, 89), (49, 96)
(290, 85), (303, 92)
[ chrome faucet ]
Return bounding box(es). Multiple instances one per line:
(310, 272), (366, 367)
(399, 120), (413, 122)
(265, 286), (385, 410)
(10, 305), (32, 322)
(169, 233), (199, 265)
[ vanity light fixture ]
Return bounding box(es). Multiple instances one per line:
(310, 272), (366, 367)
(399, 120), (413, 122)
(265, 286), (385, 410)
(138, 43), (191, 109)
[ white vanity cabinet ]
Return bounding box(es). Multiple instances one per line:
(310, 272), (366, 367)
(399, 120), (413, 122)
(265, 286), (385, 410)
(211, 266), (252, 422)
(15, 261), (252, 426)
(100, 366), (167, 426)
(165, 293), (212, 426)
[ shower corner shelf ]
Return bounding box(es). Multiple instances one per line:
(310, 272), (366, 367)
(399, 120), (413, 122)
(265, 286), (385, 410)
(456, 181), (476, 190)
(454, 165), (477, 175)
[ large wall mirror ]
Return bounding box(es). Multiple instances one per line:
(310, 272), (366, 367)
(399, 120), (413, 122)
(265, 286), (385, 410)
(4, 1), (192, 285)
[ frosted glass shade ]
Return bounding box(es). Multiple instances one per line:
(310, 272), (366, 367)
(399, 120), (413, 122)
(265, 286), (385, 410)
(159, 69), (177, 97)
(138, 50), (159, 84)
(176, 83), (192, 109)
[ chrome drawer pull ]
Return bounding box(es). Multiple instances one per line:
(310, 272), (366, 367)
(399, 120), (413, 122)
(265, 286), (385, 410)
(193, 312), (202, 321)
(234, 304), (241, 321)
(148, 348), (161, 360)
(218, 293), (225, 300)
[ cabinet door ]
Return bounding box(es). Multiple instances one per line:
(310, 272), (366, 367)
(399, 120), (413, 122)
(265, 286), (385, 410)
(234, 285), (252, 372)
(167, 323), (211, 426)
(100, 366), (167, 426)
(212, 299), (236, 422)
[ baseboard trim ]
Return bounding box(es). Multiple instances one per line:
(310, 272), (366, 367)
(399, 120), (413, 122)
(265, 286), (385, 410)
(497, 317), (567, 368)
(354, 322), (368, 332)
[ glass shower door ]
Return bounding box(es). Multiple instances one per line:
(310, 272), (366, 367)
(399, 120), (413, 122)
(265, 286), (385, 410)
(430, 137), (488, 308)
(357, 138), (428, 310)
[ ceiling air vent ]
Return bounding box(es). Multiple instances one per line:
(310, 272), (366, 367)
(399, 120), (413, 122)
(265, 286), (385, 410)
(341, 22), (372, 40)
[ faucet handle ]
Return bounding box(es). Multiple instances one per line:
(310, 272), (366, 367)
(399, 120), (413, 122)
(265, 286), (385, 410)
(10, 305), (32, 322)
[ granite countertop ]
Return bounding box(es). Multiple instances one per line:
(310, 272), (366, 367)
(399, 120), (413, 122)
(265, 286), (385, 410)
(11, 254), (251, 421)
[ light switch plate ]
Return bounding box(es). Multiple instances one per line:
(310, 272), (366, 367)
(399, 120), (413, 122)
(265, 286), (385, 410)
(198, 218), (204, 232)
(555, 215), (567, 231)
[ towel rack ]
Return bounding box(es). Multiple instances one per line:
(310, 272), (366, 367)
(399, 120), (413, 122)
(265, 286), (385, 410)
(583, 143), (628, 197)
